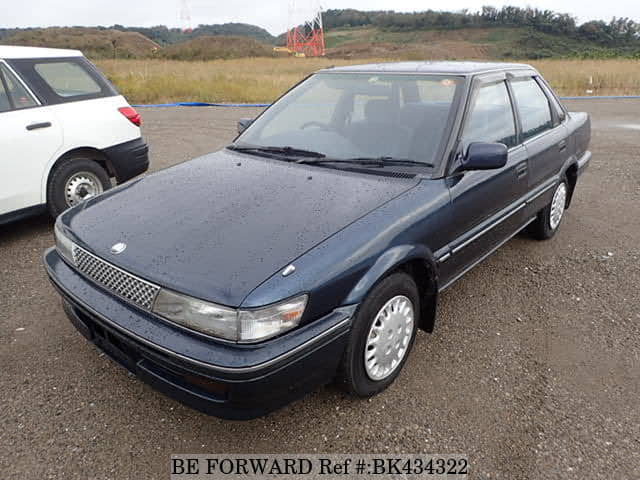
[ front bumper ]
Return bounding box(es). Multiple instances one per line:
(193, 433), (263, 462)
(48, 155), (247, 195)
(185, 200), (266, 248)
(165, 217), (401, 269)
(44, 248), (352, 420)
(103, 137), (150, 184)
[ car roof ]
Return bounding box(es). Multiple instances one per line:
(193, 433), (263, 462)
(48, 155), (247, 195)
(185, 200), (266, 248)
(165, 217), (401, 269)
(0, 45), (83, 59)
(319, 61), (535, 76)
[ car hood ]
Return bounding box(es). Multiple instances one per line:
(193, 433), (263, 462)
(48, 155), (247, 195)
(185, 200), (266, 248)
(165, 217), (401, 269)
(63, 150), (419, 306)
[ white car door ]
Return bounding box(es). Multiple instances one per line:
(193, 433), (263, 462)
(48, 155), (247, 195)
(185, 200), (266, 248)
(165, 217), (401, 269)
(0, 62), (62, 216)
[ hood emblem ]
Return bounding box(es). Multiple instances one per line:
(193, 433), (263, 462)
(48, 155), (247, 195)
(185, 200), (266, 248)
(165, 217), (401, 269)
(110, 242), (127, 255)
(282, 264), (296, 277)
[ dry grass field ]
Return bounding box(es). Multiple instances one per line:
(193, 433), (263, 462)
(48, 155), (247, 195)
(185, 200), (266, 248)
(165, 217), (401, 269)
(96, 57), (640, 104)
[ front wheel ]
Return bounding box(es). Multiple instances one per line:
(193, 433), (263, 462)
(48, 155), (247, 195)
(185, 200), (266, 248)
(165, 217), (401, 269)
(528, 178), (568, 240)
(337, 272), (419, 397)
(47, 156), (112, 218)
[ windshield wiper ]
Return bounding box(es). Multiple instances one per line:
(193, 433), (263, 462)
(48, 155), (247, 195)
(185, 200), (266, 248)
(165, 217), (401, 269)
(297, 156), (434, 168)
(227, 144), (326, 158)
(227, 147), (433, 168)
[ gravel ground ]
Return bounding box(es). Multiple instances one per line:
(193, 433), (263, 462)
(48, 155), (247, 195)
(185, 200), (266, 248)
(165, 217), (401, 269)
(1, 100), (638, 479)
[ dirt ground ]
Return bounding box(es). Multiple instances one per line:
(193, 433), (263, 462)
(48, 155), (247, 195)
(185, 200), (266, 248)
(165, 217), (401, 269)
(1, 100), (638, 479)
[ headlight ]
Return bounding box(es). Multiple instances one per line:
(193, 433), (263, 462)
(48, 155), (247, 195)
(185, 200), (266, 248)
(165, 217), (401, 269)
(54, 220), (75, 264)
(152, 290), (307, 343)
(153, 289), (238, 340)
(238, 295), (308, 343)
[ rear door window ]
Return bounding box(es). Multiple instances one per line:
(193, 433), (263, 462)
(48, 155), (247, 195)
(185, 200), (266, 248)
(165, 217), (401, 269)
(0, 64), (38, 110)
(34, 62), (101, 98)
(0, 71), (10, 113)
(510, 77), (554, 140)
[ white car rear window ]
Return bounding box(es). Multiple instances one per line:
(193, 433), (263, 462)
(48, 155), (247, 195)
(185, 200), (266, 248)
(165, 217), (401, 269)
(34, 62), (101, 98)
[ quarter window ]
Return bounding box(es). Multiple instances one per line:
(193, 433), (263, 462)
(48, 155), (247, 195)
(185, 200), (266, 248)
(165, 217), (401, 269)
(0, 64), (38, 110)
(550, 95), (566, 123)
(511, 77), (553, 140)
(34, 61), (102, 98)
(461, 81), (517, 149)
(539, 80), (566, 124)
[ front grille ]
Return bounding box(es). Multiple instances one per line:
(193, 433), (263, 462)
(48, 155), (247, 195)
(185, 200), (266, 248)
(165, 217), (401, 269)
(72, 245), (160, 310)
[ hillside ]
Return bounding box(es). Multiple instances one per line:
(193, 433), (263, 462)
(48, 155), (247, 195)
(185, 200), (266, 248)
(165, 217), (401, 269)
(2, 6), (640, 61)
(325, 27), (494, 60)
(3, 27), (159, 58)
(115, 23), (276, 46)
(322, 7), (640, 59)
(3, 25), (620, 62)
(1, 25), (277, 60)
(324, 26), (630, 60)
(160, 36), (276, 60)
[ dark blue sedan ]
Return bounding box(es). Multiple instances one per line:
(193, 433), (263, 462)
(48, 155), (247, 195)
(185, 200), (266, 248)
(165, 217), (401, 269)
(45, 61), (591, 419)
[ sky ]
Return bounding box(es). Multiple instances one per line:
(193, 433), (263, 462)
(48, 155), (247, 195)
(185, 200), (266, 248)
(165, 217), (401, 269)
(2, 0), (640, 35)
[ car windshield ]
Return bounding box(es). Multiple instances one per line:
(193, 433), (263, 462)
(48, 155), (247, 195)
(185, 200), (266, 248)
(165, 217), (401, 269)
(236, 72), (463, 167)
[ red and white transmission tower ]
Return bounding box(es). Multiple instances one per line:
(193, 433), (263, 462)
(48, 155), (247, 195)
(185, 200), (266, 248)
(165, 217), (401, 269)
(286, 1), (325, 57)
(180, 0), (193, 33)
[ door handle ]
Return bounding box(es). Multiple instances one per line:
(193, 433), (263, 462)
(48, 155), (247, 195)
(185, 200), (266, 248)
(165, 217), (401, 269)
(26, 122), (52, 131)
(515, 162), (528, 179)
(558, 140), (567, 152)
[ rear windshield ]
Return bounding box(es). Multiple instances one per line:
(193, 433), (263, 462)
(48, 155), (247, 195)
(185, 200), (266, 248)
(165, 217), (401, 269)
(7, 57), (117, 105)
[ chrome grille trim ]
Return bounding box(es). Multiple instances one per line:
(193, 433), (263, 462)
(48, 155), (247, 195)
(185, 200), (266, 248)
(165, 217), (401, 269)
(71, 245), (160, 310)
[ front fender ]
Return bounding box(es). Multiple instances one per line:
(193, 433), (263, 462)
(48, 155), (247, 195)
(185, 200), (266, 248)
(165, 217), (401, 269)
(345, 244), (439, 332)
(344, 244), (437, 304)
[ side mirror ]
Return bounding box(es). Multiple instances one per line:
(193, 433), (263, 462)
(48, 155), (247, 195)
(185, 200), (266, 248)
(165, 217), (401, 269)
(237, 118), (254, 134)
(461, 142), (508, 171)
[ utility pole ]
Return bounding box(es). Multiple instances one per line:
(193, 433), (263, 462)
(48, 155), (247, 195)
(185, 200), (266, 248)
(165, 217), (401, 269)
(180, 0), (193, 33)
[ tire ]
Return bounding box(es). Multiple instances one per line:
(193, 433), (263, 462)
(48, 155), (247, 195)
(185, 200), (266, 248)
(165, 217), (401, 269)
(337, 272), (420, 397)
(47, 156), (112, 218)
(527, 177), (569, 240)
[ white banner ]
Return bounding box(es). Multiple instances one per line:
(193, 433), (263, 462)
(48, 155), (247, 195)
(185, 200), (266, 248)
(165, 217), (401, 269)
(170, 454), (469, 479)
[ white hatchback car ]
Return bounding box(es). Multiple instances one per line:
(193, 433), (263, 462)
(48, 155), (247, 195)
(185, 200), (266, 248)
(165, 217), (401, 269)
(0, 46), (148, 224)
